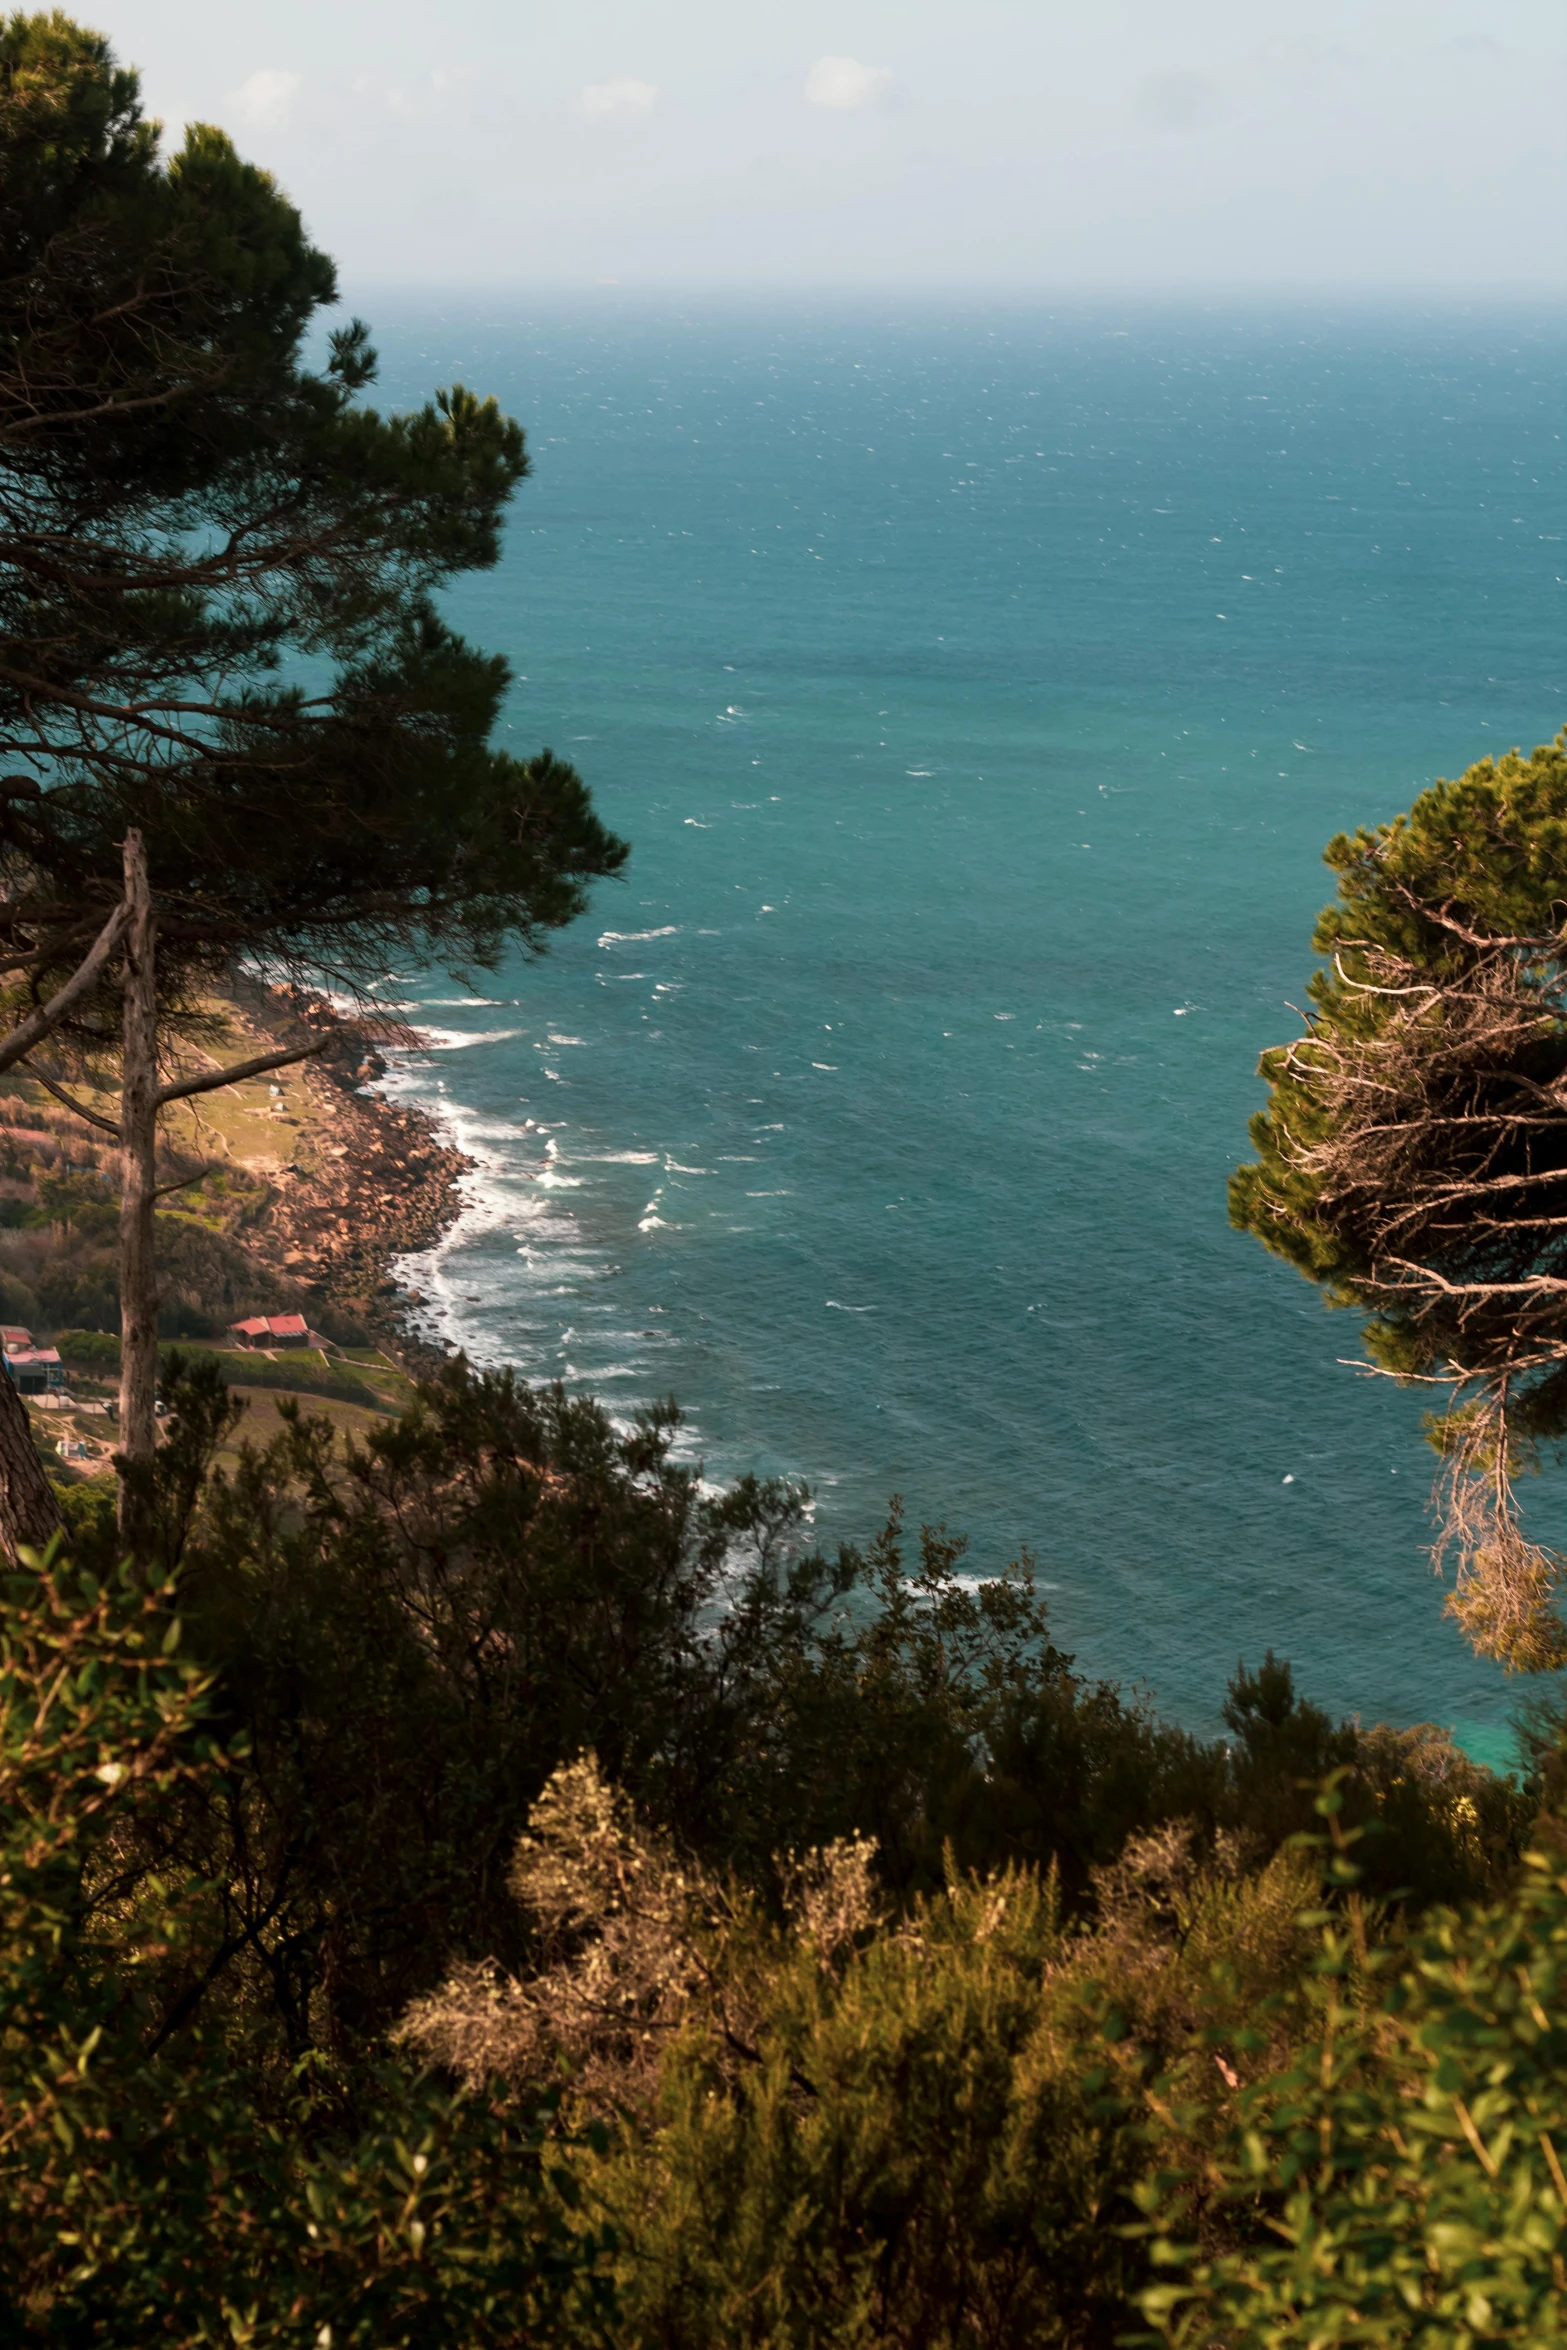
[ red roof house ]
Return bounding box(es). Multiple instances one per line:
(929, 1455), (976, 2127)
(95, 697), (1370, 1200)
(228, 1313), (311, 1349)
(3, 1345), (63, 1394)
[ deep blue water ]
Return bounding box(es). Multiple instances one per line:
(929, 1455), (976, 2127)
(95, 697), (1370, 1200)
(355, 297), (1566, 1759)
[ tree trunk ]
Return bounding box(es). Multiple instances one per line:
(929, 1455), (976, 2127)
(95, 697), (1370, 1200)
(117, 830), (158, 1551)
(0, 1358), (62, 1558)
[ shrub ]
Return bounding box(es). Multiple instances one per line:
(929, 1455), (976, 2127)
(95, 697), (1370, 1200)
(0, 1539), (615, 2343)
(1141, 1793), (1567, 2346)
(402, 1759), (1323, 2347)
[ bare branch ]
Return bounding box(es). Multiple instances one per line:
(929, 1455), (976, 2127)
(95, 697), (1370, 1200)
(0, 896), (129, 1075)
(153, 1036), (327, 1107)
(30, 1071), (119, 1135)
(1332, 951), (1441, 1000)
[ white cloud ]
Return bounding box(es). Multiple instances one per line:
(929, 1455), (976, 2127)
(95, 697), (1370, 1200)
(227, 68), (302, 132)
(581, 76), (658, 119)
(805, 56), (892, 112)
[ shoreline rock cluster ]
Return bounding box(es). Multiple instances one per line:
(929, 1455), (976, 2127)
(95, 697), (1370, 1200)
(241, 982), (470, 1362)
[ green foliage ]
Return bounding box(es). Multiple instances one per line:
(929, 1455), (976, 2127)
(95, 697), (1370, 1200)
(590, 1861), (1139, 2348)
(1141, 1803), (1567, 2347)
(1231, 733), (1567, 1370)
(0, 1199), (305, 1340)
(400, 1757), (1312, 2348)
(0, 1536), (615, 2342)
(104, 1357), (1521, 2090)
(147, 1365), (830, 2064)
(51, 1327), (118, 1368)
(1229, 735), (1567, 1669)
(0, 1358), (1549, 2343)
(1, 11), (628, 1000)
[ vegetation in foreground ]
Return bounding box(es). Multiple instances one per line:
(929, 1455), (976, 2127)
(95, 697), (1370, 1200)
(4, 1350), (1564, 2346)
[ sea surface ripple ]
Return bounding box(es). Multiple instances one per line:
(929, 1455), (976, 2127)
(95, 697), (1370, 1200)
(358, 297), (1566, 1757)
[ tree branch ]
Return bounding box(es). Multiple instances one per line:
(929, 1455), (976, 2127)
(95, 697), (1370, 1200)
(30, 1071), (119, 1135)
(0, 896), (129, 1075)
(153, 1037), (327, 1107)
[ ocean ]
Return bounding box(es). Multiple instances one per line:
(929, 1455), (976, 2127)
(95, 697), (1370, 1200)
(354, 296), (1566, 1760)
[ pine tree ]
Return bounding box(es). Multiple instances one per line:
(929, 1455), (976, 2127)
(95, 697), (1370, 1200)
(0, 13), (629, 1549)
(1232, 734), (1567, 1668)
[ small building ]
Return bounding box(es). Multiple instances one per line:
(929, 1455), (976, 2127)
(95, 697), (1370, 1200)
(4, 1345), (63, 1395)
(0, 1324), (32, 1353)
(228, 1313), (311, 1349)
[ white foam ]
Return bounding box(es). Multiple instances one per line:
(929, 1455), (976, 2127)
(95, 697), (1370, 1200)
(955, 1572), (1060, 1592)
(368, 1034), (710, 1450)
(825, 1300), (876, 1311)
(419, 1026), (523, 1051)
(598, 925), (680, 945)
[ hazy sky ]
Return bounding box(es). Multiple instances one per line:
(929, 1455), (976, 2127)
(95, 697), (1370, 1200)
(102, 0), (1566, 293)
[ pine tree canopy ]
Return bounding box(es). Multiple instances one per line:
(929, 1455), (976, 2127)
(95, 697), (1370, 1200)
(0, 10), (628, 993)
(1231, 734), (1567, 1667)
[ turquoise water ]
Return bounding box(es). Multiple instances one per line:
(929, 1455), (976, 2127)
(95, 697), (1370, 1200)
(360, 298), (1566, 1755)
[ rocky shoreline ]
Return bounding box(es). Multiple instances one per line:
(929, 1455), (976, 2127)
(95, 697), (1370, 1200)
(239, 981), (471, 1364)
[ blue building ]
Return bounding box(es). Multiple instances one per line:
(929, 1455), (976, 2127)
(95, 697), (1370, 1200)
(1, 1329), (64, 1395)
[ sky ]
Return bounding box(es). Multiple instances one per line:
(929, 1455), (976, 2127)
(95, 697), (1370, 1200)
(100, 0), (1567, 293)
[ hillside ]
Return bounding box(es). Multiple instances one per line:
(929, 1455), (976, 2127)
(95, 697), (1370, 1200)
(0, 984), (461, 1484)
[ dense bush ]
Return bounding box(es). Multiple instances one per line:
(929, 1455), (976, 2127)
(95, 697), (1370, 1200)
(401, 1759), (1310, 2348)
(0, 1352), (1558, 2342)
(52, 1326), (120, 1367)
(1141, 1801), (1567, 2346)
(77, 1356), (1523, 2089)
(0, 1542), (615, 2343)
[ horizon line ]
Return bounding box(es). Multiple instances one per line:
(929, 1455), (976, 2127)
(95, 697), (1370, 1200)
(331, 278), (1567, 308)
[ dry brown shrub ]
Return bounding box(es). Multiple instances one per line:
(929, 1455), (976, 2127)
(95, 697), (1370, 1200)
(397, 1755), (881, 2110)
(1430, 1391), (1567, 1671)
(1274, 942), (1567, 1668)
